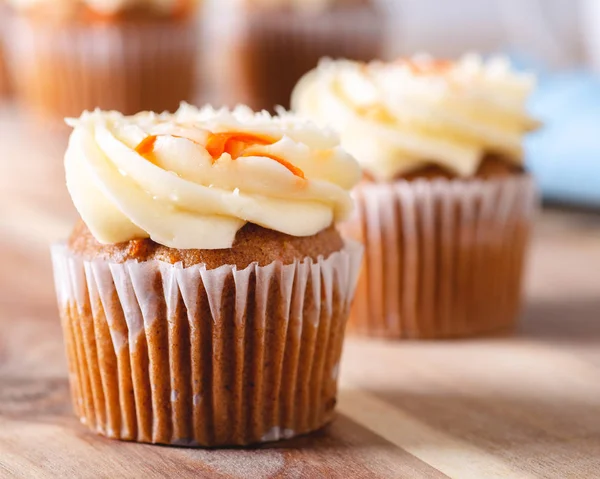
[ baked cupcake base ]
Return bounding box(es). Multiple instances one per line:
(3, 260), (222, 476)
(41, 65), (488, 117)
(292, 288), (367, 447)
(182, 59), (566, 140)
(51, 239), (362, 446)
(342, 174), (536, 339)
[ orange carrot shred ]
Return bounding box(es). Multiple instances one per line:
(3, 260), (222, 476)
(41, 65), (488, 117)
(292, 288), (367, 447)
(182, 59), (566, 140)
(205, 132), (273, 160)
(135, 132), (306, 179)
(135, 135), (158, 157)
(399, 58), (452, 75)
(241, 152), (306, 179)
(206, 132), (306, 179)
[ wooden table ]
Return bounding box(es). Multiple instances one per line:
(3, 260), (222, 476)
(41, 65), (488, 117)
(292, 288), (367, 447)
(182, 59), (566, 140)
(1, 107), (600, 478)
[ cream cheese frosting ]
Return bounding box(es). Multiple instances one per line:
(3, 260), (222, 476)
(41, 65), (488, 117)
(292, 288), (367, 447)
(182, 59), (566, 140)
(64, 103), (361, 250)
(6, 0), (186, 15)
(292, 54), (539, 180)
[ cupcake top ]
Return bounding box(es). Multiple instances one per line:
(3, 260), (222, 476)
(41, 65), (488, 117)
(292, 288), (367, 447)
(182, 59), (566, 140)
(292, 54), (539, 181)
(6, 0), (197, 20)
(65, 104), (361, 250)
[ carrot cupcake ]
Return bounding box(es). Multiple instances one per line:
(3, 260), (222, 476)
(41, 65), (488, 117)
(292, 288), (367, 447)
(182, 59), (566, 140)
(4, 0), (199, 121)
(0, 3), (11, 97)
(208, 0), (383, 112)
(293, 55), (539, 339)
(51, 103), (363, 446)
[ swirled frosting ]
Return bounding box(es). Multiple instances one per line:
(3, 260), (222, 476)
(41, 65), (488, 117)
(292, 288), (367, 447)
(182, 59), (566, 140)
(292, 55), (539, 180)
(64, 104), (361, 250)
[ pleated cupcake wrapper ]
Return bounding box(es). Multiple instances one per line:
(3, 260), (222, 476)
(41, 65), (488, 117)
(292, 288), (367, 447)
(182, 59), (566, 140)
(341, 175), (537, 339)
(51, 240), (363, 447)
(4, 15), (198, 121)
(209, 7), (383, 110)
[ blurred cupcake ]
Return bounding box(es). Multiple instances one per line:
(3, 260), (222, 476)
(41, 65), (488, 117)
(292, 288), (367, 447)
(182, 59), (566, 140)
(4, 0), (200, 121)
(293, 55), (539, 339)
(0, 3), (11, 97)
(51, 104), (363, 446)
(207, 0), (383, 112)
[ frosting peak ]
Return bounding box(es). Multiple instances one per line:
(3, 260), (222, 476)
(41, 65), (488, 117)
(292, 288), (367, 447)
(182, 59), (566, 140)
(292, 54), (539, 180)
(65, 104), (361, 249)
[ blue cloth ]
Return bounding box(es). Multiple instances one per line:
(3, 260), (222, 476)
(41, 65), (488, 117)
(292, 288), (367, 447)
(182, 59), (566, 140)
(524, 68), (600, 206)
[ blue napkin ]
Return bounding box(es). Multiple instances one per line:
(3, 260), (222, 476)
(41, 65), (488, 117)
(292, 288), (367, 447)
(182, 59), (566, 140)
(523, 66), (600, 206)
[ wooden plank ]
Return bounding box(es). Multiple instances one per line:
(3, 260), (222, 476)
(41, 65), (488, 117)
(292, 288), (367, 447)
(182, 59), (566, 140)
(338, 389), (533, 479)
(0, 377), (445, 479)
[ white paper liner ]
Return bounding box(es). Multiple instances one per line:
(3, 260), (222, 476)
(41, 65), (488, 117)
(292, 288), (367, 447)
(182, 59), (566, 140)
(4, 14), (198, 120)
(341, 175), (537, 339)
(206, 6), (383, 110)
(51, 240), (363, 446)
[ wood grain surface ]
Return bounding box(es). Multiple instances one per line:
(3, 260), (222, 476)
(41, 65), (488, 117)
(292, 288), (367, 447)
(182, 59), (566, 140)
(1, 106), (600, 478)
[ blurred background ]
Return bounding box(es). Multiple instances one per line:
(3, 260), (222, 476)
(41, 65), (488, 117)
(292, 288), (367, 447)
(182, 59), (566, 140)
(0, 0), (599, 254)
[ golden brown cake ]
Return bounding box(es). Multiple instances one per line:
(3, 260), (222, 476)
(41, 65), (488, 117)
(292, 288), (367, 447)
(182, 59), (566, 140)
(51, 104), (363, 446)
(68, 220), (345, 268)
(293, 55), (540, 339)
(208, 0), (383, 112)
(4, 0), (200, 121)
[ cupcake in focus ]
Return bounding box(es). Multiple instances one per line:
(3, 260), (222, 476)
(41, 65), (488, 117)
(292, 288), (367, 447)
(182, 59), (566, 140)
(4, 0), (200, 121)
(51, 103), (363, 446)
(293, 55), (539, 339)
(207, 0), (383, 112)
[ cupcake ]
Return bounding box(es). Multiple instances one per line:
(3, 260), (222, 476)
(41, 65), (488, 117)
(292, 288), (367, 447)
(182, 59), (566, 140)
(51, 103), (363, 446)
(207, 0), (383, 112)
(292, 55), (539, 339)
(4, 0), (200, 122)
(0, 3), (11, 97)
